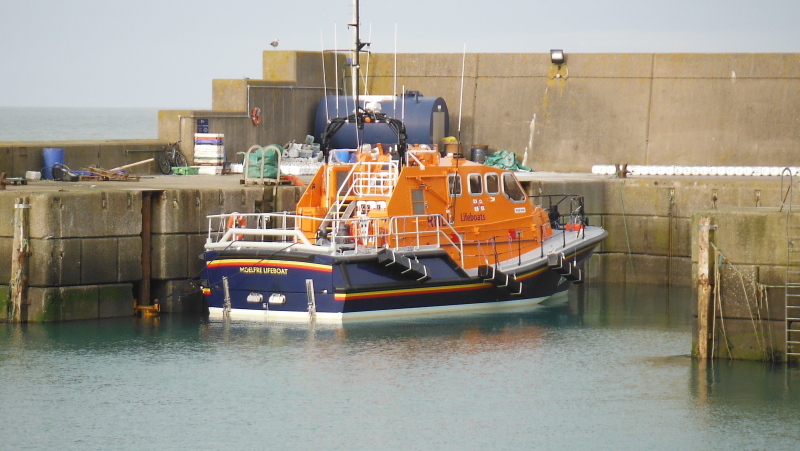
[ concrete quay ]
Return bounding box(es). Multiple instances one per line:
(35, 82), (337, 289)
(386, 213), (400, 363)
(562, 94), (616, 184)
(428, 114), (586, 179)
(688, 208), (796, 362)
(0, 175), (303, 322)
(1, 140), (169, 178)
(0, 170), (789, 326)
(523, 171), (798, 362)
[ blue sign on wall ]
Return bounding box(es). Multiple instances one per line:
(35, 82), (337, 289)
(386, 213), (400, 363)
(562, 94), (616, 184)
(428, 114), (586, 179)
(196, 118), (209, 133)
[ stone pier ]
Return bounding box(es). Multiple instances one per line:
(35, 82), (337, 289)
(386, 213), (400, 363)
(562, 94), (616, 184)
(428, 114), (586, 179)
(0, 177), (303, 322)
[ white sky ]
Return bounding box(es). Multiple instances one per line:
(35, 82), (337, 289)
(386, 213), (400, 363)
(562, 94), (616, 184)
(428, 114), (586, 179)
(1, 0), (798, 108)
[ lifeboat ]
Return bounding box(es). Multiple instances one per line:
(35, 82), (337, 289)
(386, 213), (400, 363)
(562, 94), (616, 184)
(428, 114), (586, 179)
(201, 0), (606, 321)
(201, 109), (607, 321)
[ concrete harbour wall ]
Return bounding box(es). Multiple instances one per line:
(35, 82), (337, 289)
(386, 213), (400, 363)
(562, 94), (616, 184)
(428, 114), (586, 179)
(177, 51), (800, 174)
(363, 53), (800, 172)
(1, 171), (798, 363)
(0, 140), (168, 178)
(0, 183), (304, 322)
(531, 174), (798, 362)
(1, 173), (787, 323)
(689, 208), (795, 362)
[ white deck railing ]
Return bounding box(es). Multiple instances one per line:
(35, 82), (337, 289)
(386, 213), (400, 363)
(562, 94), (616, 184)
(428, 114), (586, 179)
(206, 211), (464, 266)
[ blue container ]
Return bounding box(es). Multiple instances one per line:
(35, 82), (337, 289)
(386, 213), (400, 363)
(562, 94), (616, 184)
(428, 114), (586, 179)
(315, 93), (449, 149)
(332, 150), (358, 163)
(43, 147), (65, 180)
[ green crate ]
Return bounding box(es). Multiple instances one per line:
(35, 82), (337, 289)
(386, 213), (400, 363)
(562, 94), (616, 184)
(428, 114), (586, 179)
(171, 166), (198, 175)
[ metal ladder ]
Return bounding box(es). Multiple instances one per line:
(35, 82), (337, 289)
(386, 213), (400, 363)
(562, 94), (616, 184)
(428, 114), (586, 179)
(781, 169), (800, 361)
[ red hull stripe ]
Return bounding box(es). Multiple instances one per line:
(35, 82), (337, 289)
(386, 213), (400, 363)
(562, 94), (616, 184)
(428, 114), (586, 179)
(206, 259), (332, 273)
(335, 282), (493, 301)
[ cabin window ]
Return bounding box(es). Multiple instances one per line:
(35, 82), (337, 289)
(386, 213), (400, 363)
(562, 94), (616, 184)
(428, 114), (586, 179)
(485, 173), (500, 195)
(447, 174), (462, 197)
(336, 170), (350, 192)
(468, 173), (482, 195)
(411, 189), (426, 215)
(502, 173), (526, 202)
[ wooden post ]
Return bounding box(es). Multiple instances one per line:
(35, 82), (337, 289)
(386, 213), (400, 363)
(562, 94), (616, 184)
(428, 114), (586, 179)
(10, 197), (30, 323)
(696, 217), (712, 359)
(139, 192), (152, 306)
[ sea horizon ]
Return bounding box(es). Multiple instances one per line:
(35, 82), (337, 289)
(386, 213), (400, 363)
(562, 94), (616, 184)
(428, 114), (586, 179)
(0, 106), (161, 142)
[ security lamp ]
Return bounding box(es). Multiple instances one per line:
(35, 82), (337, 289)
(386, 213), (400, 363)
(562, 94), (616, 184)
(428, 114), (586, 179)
(550, 49), (565, 65)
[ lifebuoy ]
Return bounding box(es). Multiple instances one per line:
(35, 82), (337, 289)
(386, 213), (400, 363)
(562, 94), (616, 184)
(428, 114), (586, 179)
(282, 174), (305, 186)
(226, 213), (246, 240)
(565, 223), (584, 232)
(251, 107), (262, 125)
(368, 222), (387, 248)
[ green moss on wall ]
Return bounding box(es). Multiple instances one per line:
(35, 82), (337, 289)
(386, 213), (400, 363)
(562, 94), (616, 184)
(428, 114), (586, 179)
(0, 285), (8, 321)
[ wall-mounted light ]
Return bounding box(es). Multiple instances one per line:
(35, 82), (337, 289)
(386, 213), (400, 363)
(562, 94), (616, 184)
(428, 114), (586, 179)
(550, 49), (565, 65)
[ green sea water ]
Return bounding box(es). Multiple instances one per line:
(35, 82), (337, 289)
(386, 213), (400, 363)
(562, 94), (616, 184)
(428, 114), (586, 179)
(1, 284), (799, 450)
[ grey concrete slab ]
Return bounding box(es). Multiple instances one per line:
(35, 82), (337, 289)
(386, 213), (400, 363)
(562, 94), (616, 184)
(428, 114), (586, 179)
(27, 287), (63, 322)
(25, 191), (141, 239)
(699, 317), (785, 362)
(187, 233), (207, 279)
(81, 238), (119, 285)
(0, 237), (10, 285)
(152, 279), (204, 313)
(29, 238), (81, 287)
(151, 234), (188, 280)
(653, 53), (800, 79)
(0, 285), (7, 320)
(60, 285), (100, 321)
(118, 236), (142, 283)
(0, 195), (17, 237)
(715, 263), (784, 322)
(99, 284), (133, 318)
(691, 208), (786, 266)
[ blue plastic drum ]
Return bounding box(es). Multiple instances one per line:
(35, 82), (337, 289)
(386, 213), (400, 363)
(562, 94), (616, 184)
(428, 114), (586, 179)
(43, 148), (65, 180)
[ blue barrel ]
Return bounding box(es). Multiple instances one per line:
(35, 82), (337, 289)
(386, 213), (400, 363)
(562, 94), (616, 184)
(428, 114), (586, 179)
(314, 92), (449, 149)
(43, 148), (65, 180)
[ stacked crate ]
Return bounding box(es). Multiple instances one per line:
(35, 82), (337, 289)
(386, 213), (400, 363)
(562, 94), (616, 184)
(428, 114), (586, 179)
(193, 133), (224, 175)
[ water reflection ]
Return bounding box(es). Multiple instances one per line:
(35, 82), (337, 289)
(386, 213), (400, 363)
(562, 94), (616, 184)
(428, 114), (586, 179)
(2, 284), (800, 449)
(0, 284), (693, 356)
(0, 315), (211, 355)
(569, 283), (693, 329)
(199, 283), (694, 348)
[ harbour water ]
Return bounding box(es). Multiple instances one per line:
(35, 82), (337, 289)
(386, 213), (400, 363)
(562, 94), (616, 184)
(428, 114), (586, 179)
(2, 109), (799, 448)
(2, 284), (799, 449)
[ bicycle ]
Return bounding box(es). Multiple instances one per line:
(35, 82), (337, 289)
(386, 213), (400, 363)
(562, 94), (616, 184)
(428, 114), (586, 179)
(157, 141), (188, 174)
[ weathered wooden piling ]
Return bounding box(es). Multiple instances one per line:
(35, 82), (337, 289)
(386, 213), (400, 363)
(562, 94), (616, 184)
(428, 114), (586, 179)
(9, 197), (30, 322)
(691, 208), (789, 362)
(696, 217), (712, 359)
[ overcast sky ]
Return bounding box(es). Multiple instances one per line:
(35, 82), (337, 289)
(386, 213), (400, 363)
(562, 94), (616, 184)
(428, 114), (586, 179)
(2, 0), (798, 109)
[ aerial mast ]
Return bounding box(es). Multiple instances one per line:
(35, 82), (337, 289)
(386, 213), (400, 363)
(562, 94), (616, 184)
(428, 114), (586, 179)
(321, 1), (406, 160)
(349, 0), (368, 131)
